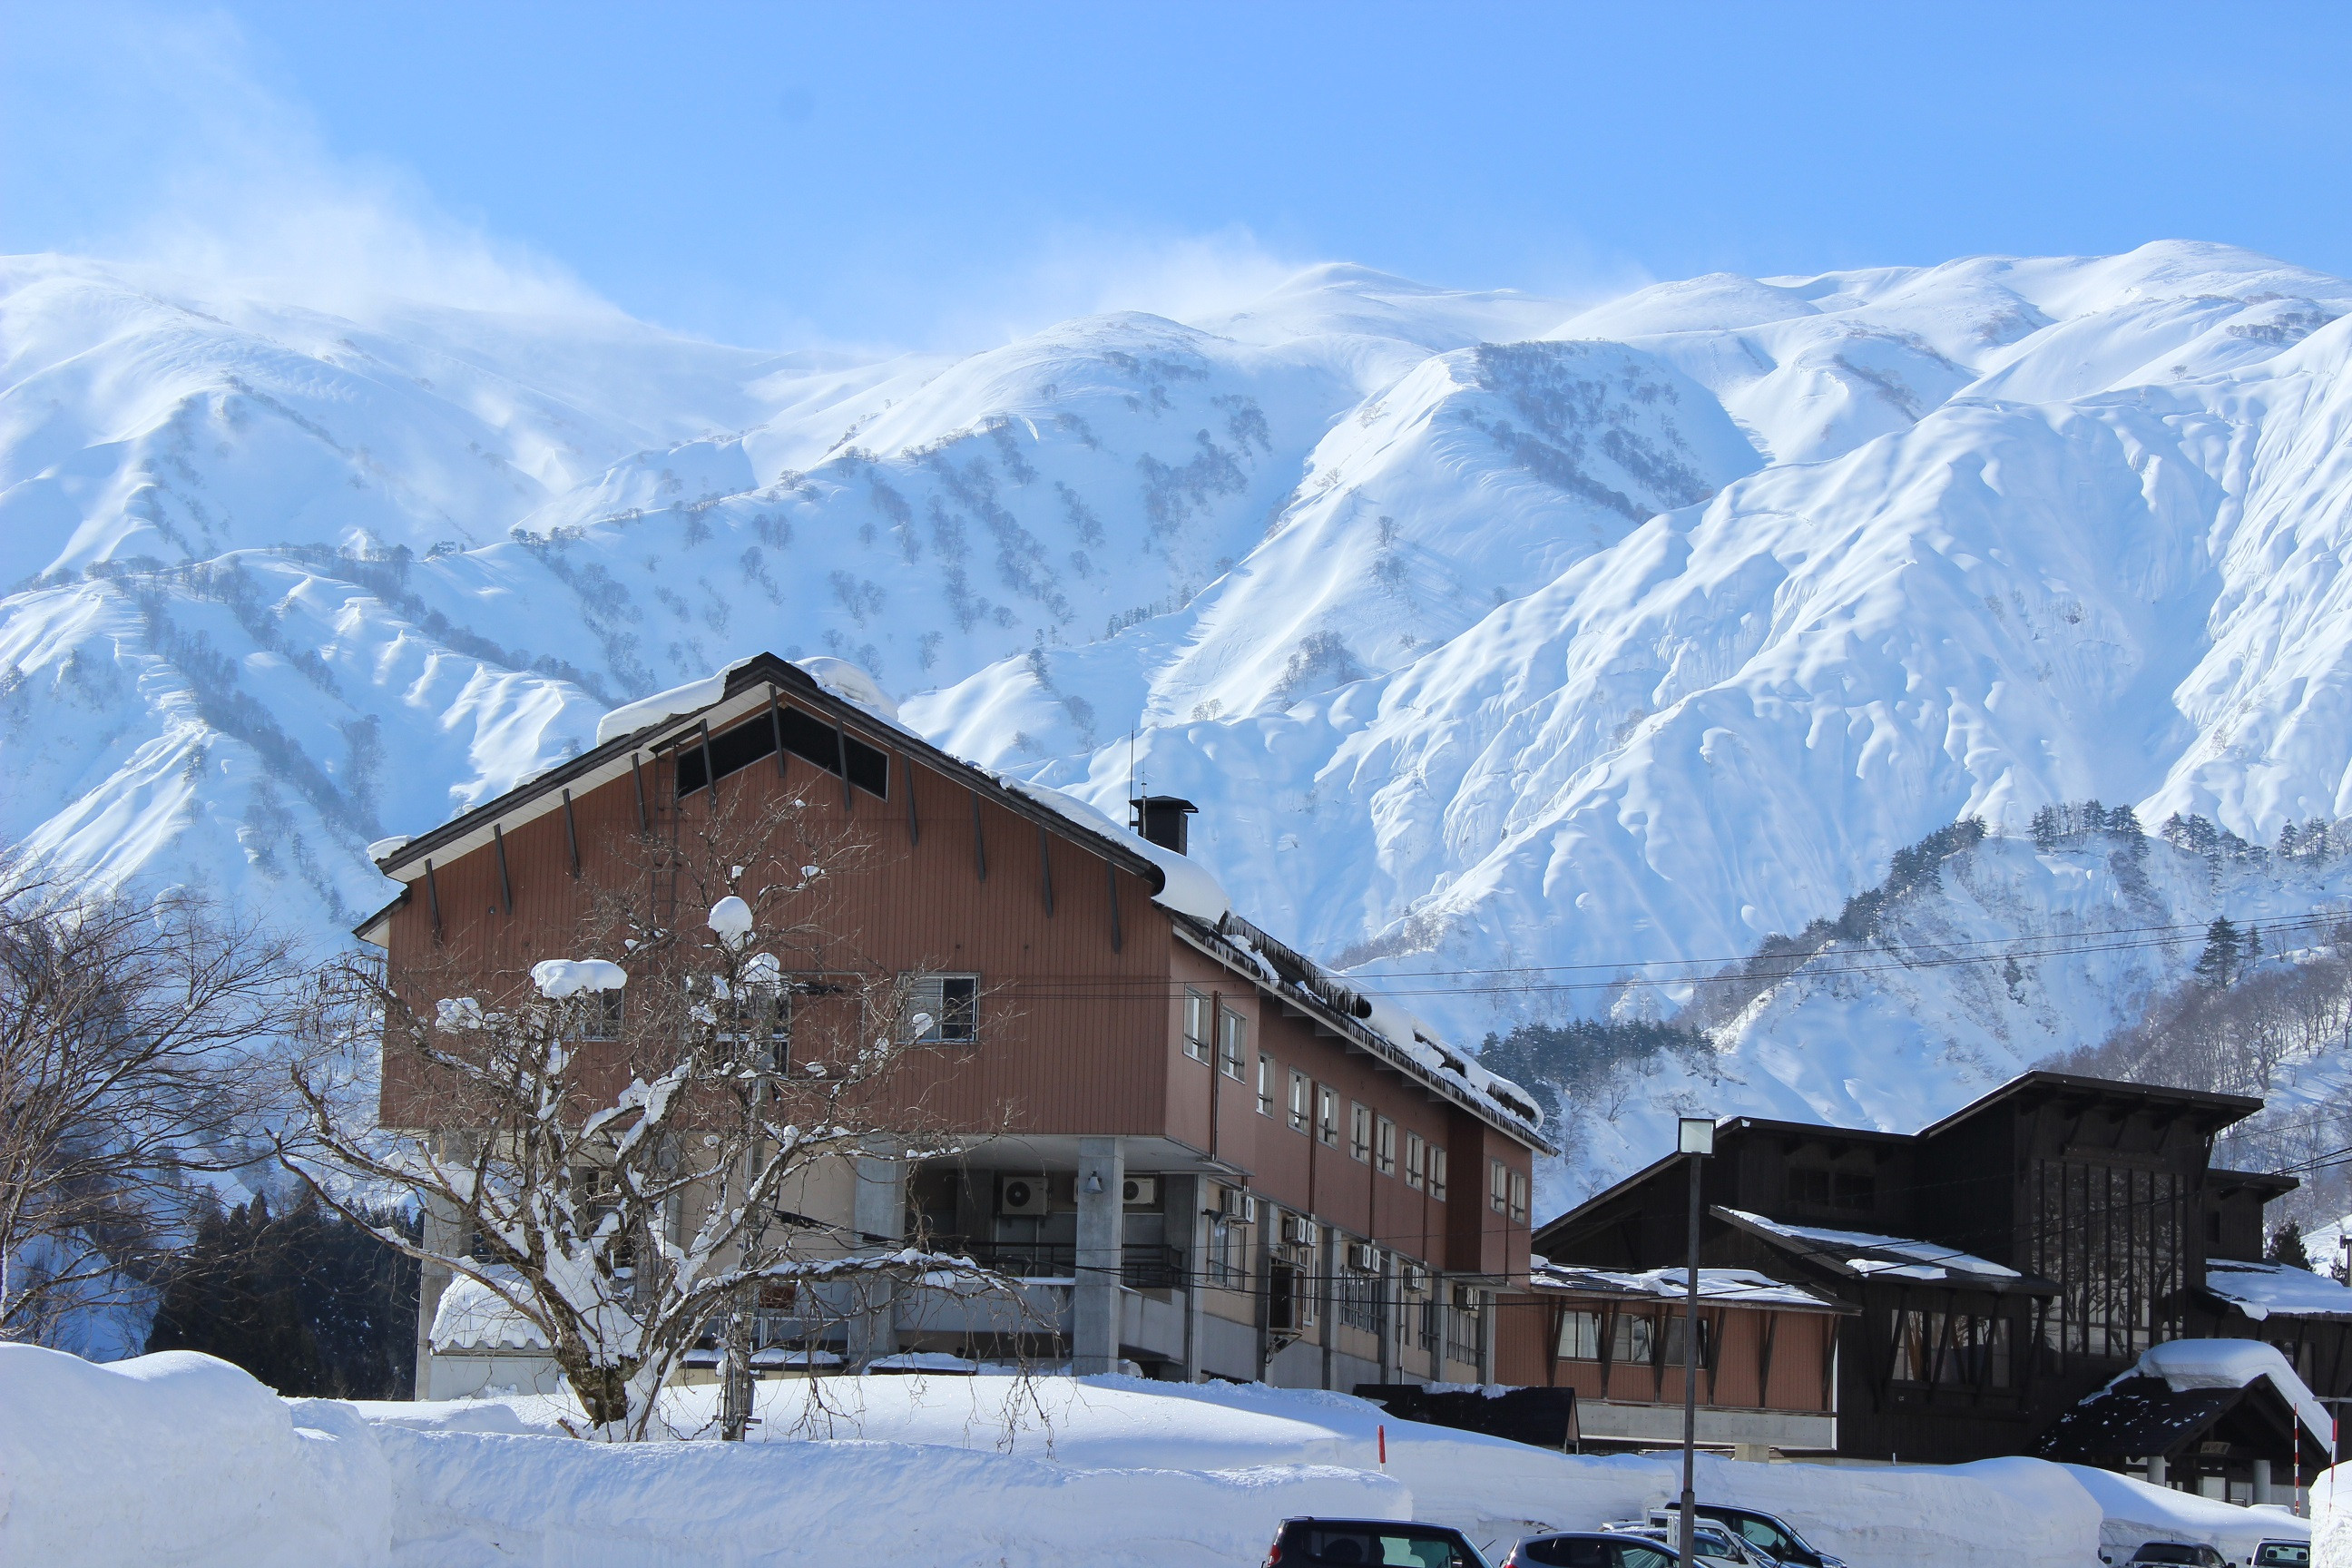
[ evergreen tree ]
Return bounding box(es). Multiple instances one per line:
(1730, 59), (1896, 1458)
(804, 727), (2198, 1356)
(2032, 804), (2061, 851)
(2193, 916), (2241, 990)
(147, 1191), (418, 1397)
(2268, 1220), (2314, 1272)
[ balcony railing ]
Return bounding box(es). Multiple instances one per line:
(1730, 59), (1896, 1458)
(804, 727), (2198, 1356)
(950, 1240), (1187, 1291)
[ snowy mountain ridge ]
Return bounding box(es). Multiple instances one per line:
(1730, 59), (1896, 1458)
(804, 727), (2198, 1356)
(7, 240), (2352, 1210)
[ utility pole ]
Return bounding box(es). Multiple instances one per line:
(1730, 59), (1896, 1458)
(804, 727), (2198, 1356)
(1677, 1115), (1716, 1568)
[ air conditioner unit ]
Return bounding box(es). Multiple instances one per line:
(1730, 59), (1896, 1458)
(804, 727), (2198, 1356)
(1347, 1242), (1379, 1273)
(998, 1174), (1049, 1216)
(1122, 1176), (1158, 1207)
(1214, 1186), (1256, 1221)
(1401, 1263), (1429, 1293)
(1280, 1215), (1314, 1247)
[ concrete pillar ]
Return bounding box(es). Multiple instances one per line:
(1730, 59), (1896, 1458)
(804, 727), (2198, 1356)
(846, 1146), (906, 1369)
(1319, 1225), (1338, 1391)
(1477, 1289), (1495, 1386)
(1181, 1182), (1205, 1383)
(2197, 1474), (2226, 1501)
(1432, 1282), (1454, 1382)
(2252, 1458), (2273, 1505)
(1072, 1137), (1125, 1374)
(1377, 1250), (1399, 1387)
(2145, 1455), (2167, 1486)
(412, 1191), (466, 1400)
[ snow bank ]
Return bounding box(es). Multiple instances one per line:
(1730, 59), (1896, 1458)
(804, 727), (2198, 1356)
(2316, 1465), (2347, 1568)
(2063, 1463), (2309, 1563)
(378, 1425), (1401, 1568)
(0, 1346), (387, 1568)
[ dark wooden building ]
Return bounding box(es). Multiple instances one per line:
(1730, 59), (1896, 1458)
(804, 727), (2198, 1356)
(1526, 1072), (2352, 1483)
(361, 652), (1550, 1396)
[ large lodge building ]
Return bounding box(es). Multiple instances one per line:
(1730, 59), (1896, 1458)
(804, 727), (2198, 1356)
(364, 652), (2352, 1493)
(363, 653), (1549, 1396)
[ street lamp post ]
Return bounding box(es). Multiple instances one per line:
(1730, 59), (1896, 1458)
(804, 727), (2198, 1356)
(1677, 1115), (1716, 1568)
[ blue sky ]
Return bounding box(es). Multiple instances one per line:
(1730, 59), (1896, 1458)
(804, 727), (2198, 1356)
(6, 2), (2349, 349)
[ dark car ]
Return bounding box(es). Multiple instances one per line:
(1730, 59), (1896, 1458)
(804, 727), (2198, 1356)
(2125, 1545), (2229, 1568)
(1265, 1517), (1491, 1568)
(1504, 1533), (1679, 1568)
(1658, 1505), (1845, 1568)
(2250, 1544), (2309, 1568)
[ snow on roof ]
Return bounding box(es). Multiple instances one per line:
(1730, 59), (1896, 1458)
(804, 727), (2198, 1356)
(794, 656), (902, 723)
(1720, 1209), (2025, 1284)
(593, 656), (759, 746)
(430, 1274), (549, 1352)
(2125, 1338), (2335, 1451)
(1529, 1261), (1839, 1310)
(2202, 1259), (2352, 1321)
(998, 775), (1231, 923)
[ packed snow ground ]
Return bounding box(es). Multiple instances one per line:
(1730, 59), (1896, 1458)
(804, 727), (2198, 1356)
(12, 243), (2352, 1209)
(3, 1346), (2319, 1568)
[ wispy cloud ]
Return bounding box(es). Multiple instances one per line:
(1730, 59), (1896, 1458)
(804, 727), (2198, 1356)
(6, 5), (613, 320)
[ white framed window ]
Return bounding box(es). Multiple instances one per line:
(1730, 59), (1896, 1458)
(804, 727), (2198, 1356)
(1318, 1085), (1340, 1147)
(1376, 1116), (1397, 1176)
(1289, 1070), (1313, 1134)
(571, 989), (622, 1042)
(1219, 1006), (1248, 1082)
(1405, 1131), (1426, 1191)
(1257, 1054), (1277, 1117)
(1182, 988), (1211, 1063)
(1428, 1146), (1448, 1202)
(1558, 1308), (1602, 1360)
(1349, 1102), (1373, 1163)
(906, 974), (979, 1044)
(1508, 1169), (1529, 1226)
(1490, 1157), (1510, 1216)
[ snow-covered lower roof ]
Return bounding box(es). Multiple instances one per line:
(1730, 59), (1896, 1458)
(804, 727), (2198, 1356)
(1716, 1208), (2050, 1292)
(2202, 1259), (2352, 1321)
(429, 1274), (550, 1352)
(2126, 1338), (2335, 1452)
(1528, 1261), (1844, 1311)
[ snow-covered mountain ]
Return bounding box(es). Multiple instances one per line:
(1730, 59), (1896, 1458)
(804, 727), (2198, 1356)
(8, 240), (2352, 1210)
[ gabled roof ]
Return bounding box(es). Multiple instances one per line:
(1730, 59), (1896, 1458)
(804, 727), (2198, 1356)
(361, 652), (1168, 913)
(1915, 1070), (2263, 1141)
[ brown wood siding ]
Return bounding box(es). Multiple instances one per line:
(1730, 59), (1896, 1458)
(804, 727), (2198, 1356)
(377, 690), (1540, 1280)
(1496, 1292), (1838, 1413)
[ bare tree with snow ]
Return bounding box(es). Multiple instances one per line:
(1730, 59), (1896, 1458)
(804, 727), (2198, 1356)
(0, 852), (307, 1346)
(280, 791), (1015, 1440)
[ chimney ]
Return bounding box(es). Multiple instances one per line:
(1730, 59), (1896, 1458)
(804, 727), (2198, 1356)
(1131, 795), (1199, 856)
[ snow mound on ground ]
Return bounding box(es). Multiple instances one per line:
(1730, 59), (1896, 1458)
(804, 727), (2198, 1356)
(378, 1426), (1402, 1568)
(2063, 1463), (2310, 1564)
(0, 1345), (387, 1568)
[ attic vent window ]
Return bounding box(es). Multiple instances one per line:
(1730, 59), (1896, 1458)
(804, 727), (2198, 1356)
(675, 705), (889, 799)
(1789, 1167), (1876, 1212)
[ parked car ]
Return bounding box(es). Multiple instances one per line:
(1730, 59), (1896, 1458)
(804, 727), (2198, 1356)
(2249, 1547), (2308, 1568)
(1603, 1521), (1773, 1568)
(1264, 1517), (1491, 1568)
(1503, 1532), (1679, 1568)
(2123, 1545), (2230, 1568)
(1648, 1505), (1845, 1568)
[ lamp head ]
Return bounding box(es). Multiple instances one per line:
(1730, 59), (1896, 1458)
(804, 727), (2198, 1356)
(1677, 1116), (1716, 1157)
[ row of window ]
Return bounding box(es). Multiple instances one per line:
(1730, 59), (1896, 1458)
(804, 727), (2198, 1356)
(1555, 1308), (1715, 1370)
(552, 973), (982, 1049)
(1181, 987), (1533, 1226)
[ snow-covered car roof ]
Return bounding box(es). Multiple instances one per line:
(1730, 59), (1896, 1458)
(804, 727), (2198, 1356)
(2200, 1259), (2352, 1322)
(1715, 1208), (2054, 1293)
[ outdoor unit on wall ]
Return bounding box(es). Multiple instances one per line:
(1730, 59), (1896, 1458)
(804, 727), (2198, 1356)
(1122, 1176), (1158, 1207)
(998, 1174), (1050, 1216)
(1347, 1242), (1379, 1273)
(1280, 1214), (1314, 1247)
(1401, 1263), (1429, 1293)
(1215, 1186), (1256, 1222)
